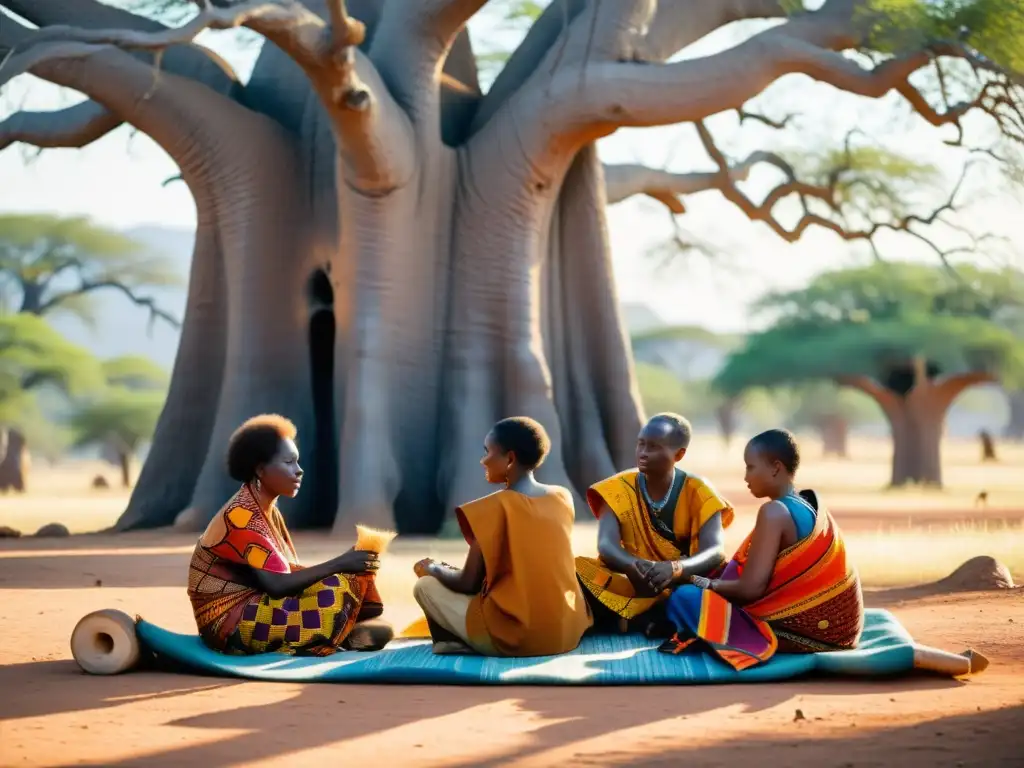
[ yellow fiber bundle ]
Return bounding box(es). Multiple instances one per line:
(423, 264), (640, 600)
(354, 524), (397, 554)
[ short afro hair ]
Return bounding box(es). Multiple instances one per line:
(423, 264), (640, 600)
(648, 412), (692, 450)
(748, 428), (801, 475)
(490, 416), (551, 471)
(226, 414), (298, 483)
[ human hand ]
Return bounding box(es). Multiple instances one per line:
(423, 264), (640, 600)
(337, 548), (380, 574)
(626, 561), (660, 597)
(644, 561), (675, 593)
(413, 558), (435, 578)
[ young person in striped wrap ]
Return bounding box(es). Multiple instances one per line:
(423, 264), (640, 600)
(660, 429), (865, 670)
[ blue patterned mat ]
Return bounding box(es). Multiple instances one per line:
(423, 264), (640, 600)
(136, 608), (917, 685)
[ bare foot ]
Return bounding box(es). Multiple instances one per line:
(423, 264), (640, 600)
(343, 619), (394, 652)
(432, 640), (475, 655)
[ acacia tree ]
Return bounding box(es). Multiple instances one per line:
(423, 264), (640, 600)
(0, 313), (103, 490)
(716, 263), (1024, 487)
(0, 214), (181, 328)
(0, 0), (1021, 532)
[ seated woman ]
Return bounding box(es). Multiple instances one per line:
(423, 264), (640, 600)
(412, 417), (593, 656)
(187, 414), (393, 656)
(660, 429), (864, 670)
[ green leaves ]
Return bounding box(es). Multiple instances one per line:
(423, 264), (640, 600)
(863, 0), (1024, 74)
(0, 213), (181, 326)
(69, 388), (164, 454)
(717, 263), (1024, 394)
(0, 313), (104, 402)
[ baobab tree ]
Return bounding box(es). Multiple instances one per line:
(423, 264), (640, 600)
(715, 263), (1024, 487)
(0, 0), (1021, 531)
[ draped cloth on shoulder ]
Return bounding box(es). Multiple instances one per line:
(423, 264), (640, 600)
(575, 469), (734, 620)
(666, 492), (864, 671)
(187, 484), (380, 655)
(458, 489), (593, 657)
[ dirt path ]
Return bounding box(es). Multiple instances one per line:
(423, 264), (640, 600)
(2, 536), (1023, 767)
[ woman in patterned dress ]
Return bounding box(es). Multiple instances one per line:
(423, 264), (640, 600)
(187, 414), (392, 656)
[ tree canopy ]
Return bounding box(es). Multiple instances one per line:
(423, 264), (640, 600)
(716, 263), (1024, 395)
(0, 214), (181, 329)
(0, 313), (103, 405)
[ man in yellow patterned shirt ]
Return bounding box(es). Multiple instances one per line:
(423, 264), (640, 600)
(576, 413), (734, 636)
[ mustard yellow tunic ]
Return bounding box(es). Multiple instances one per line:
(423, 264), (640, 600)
(457, 489), (594, 657)
(575, 469), (734, 620)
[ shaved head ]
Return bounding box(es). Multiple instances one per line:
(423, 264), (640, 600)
(646, 412), (692, 450)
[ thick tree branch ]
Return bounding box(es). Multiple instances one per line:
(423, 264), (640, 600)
(933, 371), (998, 409)
(0, 101), (119, 152)
(539, 0), (1021, 152)
(603, 156), (763, 213)
(3, 0), (414, 192)
(1, 0), (243, 94)
(410, 0), (489, 48)
(835, 374), (903, 417)
(641, 0), (790, 63)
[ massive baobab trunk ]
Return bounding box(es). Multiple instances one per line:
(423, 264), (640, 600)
(3, 0), (1017, 531)
(838, 362), (993, 487)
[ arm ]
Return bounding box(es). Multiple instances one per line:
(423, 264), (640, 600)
(708, 503), (788, 606)
(596, 506), (641, 573)
(251, 549), (377, 600)
(643, 512), (728, 593)
(676, 512), (728, 582)
(426, 542), (486, 596)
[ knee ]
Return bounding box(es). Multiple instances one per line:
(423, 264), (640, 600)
(413, 575), (439, 605)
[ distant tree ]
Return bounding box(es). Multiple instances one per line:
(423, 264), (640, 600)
(781, 383), (881, 458)
(716, 263), (1024, 487)
(0, 314), (102, 490)
(70, 355), (168, 488)
(71, 389), (164, 488)
(0, 214), (182, 329)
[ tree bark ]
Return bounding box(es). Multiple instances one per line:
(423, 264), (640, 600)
(119, 451), (132, 489)
(1004, 390), (1024, 441)
(0, 429), (28, 493)
(819, 415), (849, 458)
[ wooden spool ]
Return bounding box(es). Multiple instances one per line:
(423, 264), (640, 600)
(70, 609), (141, 675)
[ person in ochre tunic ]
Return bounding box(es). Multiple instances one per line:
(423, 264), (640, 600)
(575, 413), (735, 637)
(660, 429), (865, 670)
(411, 417), (593, 657)
(187, 414), (392, 656)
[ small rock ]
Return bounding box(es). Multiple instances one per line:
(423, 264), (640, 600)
(94, 579), (103, 587)
(794, 708), (806, 722)
(91, 475), (110, 489)
(0, 525), (21, 538)
(34, 523), (69, 538)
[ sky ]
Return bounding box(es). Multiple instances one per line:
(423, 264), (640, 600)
(2, 3), (1022, 336)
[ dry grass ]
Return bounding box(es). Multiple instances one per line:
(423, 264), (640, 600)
(1, 433), (1021, 588)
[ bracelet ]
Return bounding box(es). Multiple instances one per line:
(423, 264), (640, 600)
(670, 561), (685, 580)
